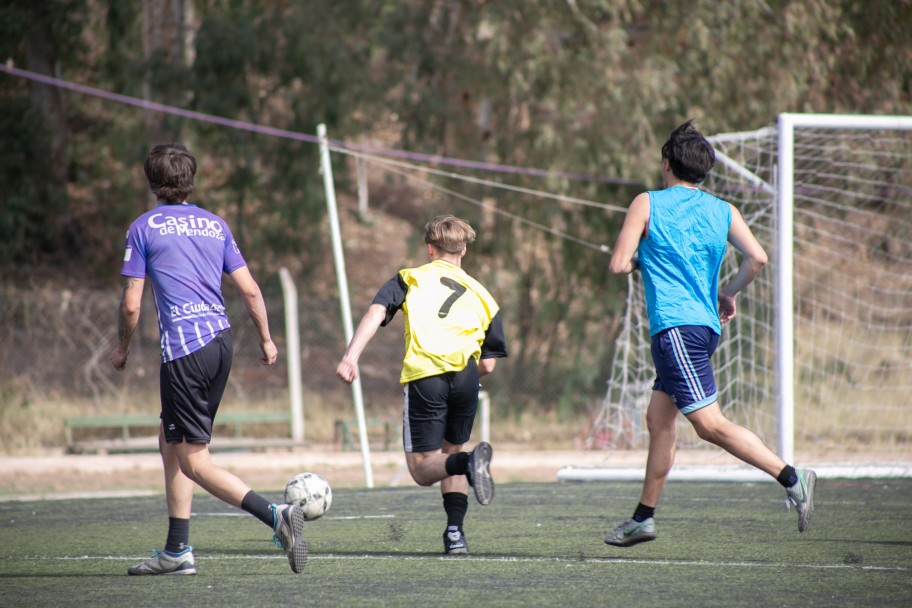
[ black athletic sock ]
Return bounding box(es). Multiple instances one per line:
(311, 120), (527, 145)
(442, 492), (469, 530)
(632, 503), (656, 523)
(445, 452), (470, 477)
(241, 490), (277, 528)
(164, 517), (190, 554)
(777, 465), (798, 488)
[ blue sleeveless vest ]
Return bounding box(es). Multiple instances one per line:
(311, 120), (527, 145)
(638, 186), (732, 335)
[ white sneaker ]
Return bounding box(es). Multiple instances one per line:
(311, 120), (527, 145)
(272, 503), (308, 573)
(467, 442), (495, 506)
(603, 518), (657, 547)
(786, 468), (818, 532)
(128, 547), (196, 575)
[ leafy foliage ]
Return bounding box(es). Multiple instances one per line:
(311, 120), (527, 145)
(1, 0), (909, 413)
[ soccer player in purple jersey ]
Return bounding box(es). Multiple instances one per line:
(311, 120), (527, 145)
(603, 121), (816, 548)
(109, 143), (307, 575)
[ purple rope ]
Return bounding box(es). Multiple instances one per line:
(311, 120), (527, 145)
(337, 141), (640, 184)
(1, 63), (636, 185)
(0, 64), (319, 144)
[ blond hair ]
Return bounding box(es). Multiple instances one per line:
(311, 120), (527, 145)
(424, 215), (476, 254)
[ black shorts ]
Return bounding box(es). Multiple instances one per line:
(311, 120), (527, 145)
(402, 358), (479, 453)
(159, 330), (232, 444)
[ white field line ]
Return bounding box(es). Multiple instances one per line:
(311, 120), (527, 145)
(14, 553), (908, 572)
(190, 512), (396, 520)
(557, 464), (912, 482)
(2, 490), (160, 502)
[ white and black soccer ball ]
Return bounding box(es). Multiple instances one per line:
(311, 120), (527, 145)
(284, 472), (332, 521)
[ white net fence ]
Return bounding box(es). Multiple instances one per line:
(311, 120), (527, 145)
(588, 117), (912, 459)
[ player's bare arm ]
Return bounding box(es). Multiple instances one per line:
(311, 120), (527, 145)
(719, 204), (769, 323)
(609, 193), (650, 275)
(109, 276), (144, 370)
(478, 358), (496, 376)
(336, 303), (387, 384)
(228, 266), (277, 366)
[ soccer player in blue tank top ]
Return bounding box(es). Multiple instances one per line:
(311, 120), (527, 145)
(109, 143), (308, 574)
(336, 215), (508, 555)
(604, 121), (817, 547)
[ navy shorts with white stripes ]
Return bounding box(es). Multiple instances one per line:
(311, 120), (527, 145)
(650, 325), (720, 415)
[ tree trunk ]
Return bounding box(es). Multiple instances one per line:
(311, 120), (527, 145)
(142, 0), (191, 143)
(26, 17), (67, 186)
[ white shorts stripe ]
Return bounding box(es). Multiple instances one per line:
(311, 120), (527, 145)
(668, 328), (704, 402)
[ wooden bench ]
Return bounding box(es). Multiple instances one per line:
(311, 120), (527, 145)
(64, 411), (292, 453)
(334, 417), (400, 451)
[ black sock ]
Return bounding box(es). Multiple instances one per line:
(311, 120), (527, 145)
(445, 452), (470, 477)
(241, 490), (277, 528)
(442, 492), (468, 529)
(632, 503), (655, 523)
(777, 465), (798, 488)
(165, 517), (190, 554)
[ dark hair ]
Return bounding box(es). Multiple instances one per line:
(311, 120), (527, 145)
(143, 143), (197, 203)
(661, 120), (715, 184)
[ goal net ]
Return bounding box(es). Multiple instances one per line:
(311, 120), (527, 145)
(587, 114), (912, 463)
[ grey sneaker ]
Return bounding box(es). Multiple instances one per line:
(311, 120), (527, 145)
(604, 518), (657, 547)
(127, 547), (196, 575)
(466, 442), (495, 506)
(786, 468), (817, 532)
(443, 529), (469, 555)
(272, 503), (308, 573)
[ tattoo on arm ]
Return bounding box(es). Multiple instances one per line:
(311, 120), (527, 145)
(118, 277), (139, 344)
(117, 311), (132, 343)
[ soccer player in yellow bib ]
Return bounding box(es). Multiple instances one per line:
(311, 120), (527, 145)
(336, 215), (508, 555)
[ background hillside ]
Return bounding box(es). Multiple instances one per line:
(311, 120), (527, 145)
(1, 1), (911, 453)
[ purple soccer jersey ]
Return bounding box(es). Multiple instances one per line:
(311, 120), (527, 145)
(120, 203), (247, 362)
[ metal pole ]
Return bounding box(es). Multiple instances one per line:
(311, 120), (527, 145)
(317, 123), (374, 488)
(278, 268), (304, 442)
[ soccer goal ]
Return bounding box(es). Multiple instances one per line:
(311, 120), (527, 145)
(586, 113), (912, 466)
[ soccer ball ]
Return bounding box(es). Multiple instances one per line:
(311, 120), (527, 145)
(284, 472), (332, 521)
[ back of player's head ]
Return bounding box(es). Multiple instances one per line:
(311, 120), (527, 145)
(144, 143), (197, 203)
(424, 215), (476, 254)
(661, 120), (715, 184)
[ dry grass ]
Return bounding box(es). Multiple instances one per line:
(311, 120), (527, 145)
(0, 386), (588, 457)
(3, 381), (909, 460)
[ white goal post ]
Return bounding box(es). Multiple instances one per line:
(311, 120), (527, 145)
(776, 113), (912, 464)
(586, 113), (912, 471)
